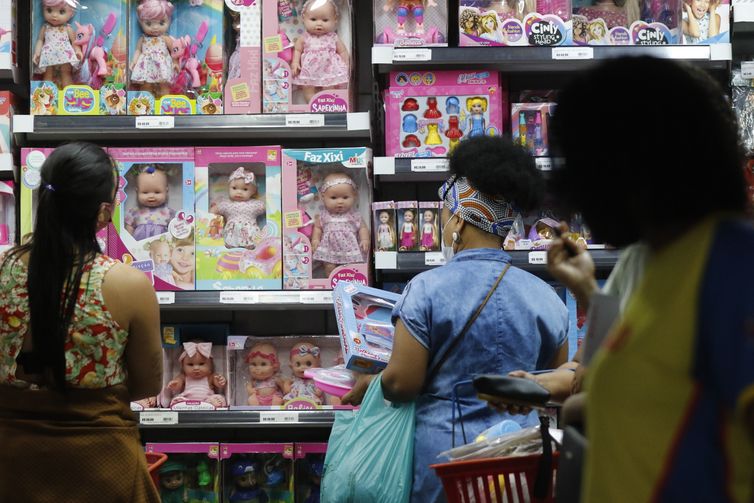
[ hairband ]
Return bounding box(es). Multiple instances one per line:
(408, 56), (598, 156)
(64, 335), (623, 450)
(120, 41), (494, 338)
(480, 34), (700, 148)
(180, 341), (212, 361)
(438, 175), (515, 237)
(229, 167), (256, 186)
(246, 350), (278, 365)
(291, 345), (320, 358)
(319, 177), (357, 195)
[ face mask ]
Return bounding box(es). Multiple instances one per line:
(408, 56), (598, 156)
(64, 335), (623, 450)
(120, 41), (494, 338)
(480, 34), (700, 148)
(441, 213), (457, 263)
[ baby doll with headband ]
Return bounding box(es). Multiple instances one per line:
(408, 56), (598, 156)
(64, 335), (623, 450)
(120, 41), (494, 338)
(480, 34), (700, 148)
(130, 0), (176, 98)
(125, 165), (176, 241)
(311, 172), (370, 278)
(291, 0), (350, 103)
(33, 0), (83, 89)
(166, 341), (227, 408)
(245, 343), (284, 406)
(211, 167), (266, 249)
(282, 342), (323, 404)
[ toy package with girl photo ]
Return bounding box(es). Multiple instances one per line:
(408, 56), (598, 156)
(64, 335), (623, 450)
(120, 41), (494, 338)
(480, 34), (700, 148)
(156, 324), (230, 410)
(127, 0), (224, 115)
(221, 443), (294, 503)
(146, 443), (221, 503)
(0, 181), (14, 252)
(194, 146), (283, 290)
(224, 0), (261, 113)
(295, 443), (327, 503)
(109, 147), (196, 291)
(681, 0), (728, 44)
(459, 0), (572, 46)
(384, 70), (504, 158)
(418, 201), (440, 252)
(31, 0), (128, 115)
(0, 91), (15, 158)
(372, 200), (397, 252)
(262, 0), (353, 113)
(282, 147), (372, 290)
(396, 200), (419, 252)
(374, 0), (448, 47)
(571, 0), (682, 44)
(226, 335), (343, 409)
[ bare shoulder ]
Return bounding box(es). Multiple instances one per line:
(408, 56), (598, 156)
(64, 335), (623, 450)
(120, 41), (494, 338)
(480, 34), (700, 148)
(104, 262), (154, 291)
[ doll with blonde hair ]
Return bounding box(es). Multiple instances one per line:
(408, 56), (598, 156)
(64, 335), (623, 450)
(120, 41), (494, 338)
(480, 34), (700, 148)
(376, 211), (396, 251)
(419, 209), (439, 251)
(466, 96), (488, 138)
(33, 0), (83, 89)
(478, 13), (504, 43)
(587, 19), (610, 43)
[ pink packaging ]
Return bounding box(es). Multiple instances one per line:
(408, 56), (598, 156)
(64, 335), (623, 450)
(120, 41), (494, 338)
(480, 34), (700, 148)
(385, 70), (505, 158)
(511, 102), (555, 157)
(224, 0), (261, 114)
(374, 0), (448, 46)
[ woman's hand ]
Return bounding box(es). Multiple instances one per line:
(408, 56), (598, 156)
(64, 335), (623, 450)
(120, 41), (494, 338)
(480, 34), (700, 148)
(547, 231), (598, 309)
(341, 373), (376, 406)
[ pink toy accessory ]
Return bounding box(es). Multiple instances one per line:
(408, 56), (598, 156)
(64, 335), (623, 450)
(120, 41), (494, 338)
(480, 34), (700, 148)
(304, 365), (356, 397)
(229, 166), (256, 186)
(292, 345), (320, 357)
(180, 341), (212, 361)
(319, 176), (357, 194)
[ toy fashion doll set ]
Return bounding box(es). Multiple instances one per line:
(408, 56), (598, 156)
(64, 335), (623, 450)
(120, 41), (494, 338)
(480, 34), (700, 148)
(374, 0), (449, 46)
(511, 102), (556, 156)
(372, 201), (397, 252)
(572, 0), (683, 44)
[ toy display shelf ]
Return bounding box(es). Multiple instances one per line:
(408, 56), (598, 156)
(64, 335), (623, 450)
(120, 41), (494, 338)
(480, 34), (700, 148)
(12, 112), (371, 143)
(374, 156), (553, 182)
(372, 44), (732, 73)
(156, 290), (335, 311)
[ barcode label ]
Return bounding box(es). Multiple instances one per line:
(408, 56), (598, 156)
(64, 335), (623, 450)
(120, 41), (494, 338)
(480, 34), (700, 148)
(219, 291), (260, 304)
(425, 252), (445, 266)
(528, 251), (548, 264)
(300, 292), (333, 304)
(135, 116), (174, 129)
(552, 47), (593, 60)
(139, 411), (178, 425)
(260, 412), (299, 423)
(393, 48), (432, 61)
(157, 292), (175, 304)
(285, 114), (325, 127)
(411, 159), (449, 172)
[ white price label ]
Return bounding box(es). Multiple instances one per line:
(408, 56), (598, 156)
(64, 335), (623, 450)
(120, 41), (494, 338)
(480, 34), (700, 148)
(515, 239), (533, 250)
(157, 292), (175, 304)
(551, 47), (593, 60)
(425, 252), (446, 266)
(219, 291), (260, 304)
(392, 48), (432, 62)
(535, 158), (553, 171)
(300, 291), (333, 304)
(285, 114), (325, 127)
(742, 61), (754, 79)
(135, 116), (175, 129)
(411, 159), (449, 172)
(260, 411), (299, 424)
(139, 411), (178, 425)
(528, 251), (548, 264)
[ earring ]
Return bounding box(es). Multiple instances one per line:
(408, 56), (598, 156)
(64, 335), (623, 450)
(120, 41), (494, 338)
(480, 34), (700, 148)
(452, 231), (459, 243)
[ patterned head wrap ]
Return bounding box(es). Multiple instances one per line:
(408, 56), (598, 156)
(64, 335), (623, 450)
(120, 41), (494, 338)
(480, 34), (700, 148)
(438, 175), (515, 237)
(229, 167), (256, 186)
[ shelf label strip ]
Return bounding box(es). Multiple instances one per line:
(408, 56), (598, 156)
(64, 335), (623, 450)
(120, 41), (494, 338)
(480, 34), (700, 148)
(392, 48), (432, 62)
(411, 158), (448, 172)
(220, 291), (260, 304)
(551, 47), (593, 60)
(285, 114), (325, 127)
(135, 116), (175, 129)
(157, 292), (175, 305)
(140, 411), (178, 425)
(260, 411), (299, 424)
(528, 251), (548, 264)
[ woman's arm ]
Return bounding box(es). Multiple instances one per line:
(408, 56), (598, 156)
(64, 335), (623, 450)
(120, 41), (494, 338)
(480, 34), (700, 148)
(381, 319), (430, 402)
(708, 9), (721, 37)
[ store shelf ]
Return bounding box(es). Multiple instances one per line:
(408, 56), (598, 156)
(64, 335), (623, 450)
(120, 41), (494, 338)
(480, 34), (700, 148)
(137, 410), (337, 429)
(374, 156), (553, 182)
(13, 112), (371, 142)
(373, 44), (732, 73)
(157, 290), (334, 311)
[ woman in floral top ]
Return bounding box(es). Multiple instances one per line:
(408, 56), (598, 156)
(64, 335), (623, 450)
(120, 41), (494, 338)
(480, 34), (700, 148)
(0, 143), (162, 502)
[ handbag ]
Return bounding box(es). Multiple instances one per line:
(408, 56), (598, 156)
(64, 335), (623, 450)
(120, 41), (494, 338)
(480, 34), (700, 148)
(321, 264), (511, 503)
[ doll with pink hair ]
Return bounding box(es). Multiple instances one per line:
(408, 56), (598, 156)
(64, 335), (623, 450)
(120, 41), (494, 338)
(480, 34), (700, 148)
(166, 341), (227, 407)
(282, 342), (323, 404)
(291, 0), (350, 103)
(210, 167), (266, 249)
(130, 0), (175, 98)
(245, 343), (284, 406)
(33, 0), (83, 89)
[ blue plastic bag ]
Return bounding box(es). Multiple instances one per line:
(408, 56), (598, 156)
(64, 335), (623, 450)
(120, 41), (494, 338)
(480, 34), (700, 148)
(321, 375), (415, 503)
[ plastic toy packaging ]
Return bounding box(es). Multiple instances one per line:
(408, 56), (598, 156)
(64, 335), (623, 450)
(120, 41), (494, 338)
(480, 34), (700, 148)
(732, 70), (754, 155)
(459, 0), (572, 46)
(282, 147), (372, 290)
(372, 201), (397, 252)
(503, 213), (558, 250)
(0, 181), (14, 250)
(304, 364), (356, 398)
(127, 0), (224, 115)
(146, 443), (221, 503)
(0, 92), (15, 155)
(227, 335), (342, 408)
(418, 201), (441, 252)
(156, 324), (230, 410)
(109, 147), (196, 291)
(681, 0), (728, 43)
(194, 146), (283, 291)
(511, 103), (555, 157)
(31, 0), (128, 115)
(374, 0), (448, 46)
(333, 282), (402, 373)
(295, 443), (327, 503)
(224, 0), (262, 114)
(221, 444), (294, 503)
(562, 213), (594, 248)
(0, 1), (16, 74)
(385, 70), (505, 158)
(396, 201), (419, 251)
(572, 0), (681, 44)
(263, 0), (353, 113)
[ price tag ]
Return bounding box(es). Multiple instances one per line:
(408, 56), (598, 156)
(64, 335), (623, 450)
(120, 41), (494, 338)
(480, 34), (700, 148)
(140, 411), (178, 425)
(425, 252), (446, 266)
(551, 47), (593, 60)
(219, 291), (260, 304)
(515, 239), (533, 250)
(528, 251), (548, 264)
(411, 159), (449, 172)
(300, 291), (333, 304)
(285, 114), (325, 127)
(392, 48), (432, 62)
(157, 292), (175, 305)
(135, 116), (175, 129)
(535, 158), (553, 171)
(742, 61), (754, 79)
(260, 411), (299, 424)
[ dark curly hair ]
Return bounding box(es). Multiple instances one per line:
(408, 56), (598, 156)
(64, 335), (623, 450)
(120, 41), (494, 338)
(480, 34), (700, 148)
(448, 136), (544, 212)
(551, 57), (746, 247)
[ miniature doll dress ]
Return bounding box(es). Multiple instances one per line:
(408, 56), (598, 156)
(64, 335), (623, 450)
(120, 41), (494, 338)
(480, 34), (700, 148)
(125, 205), (175, 241)
(169, 375), (226, 407)
(469, 114), (486, 137)
(421, 222), (435, 249)
(250, 376), (283, 406)
(292, 31), (349, 87)
(378, 223), (394, 250)
(400, 222), (416, 249)
(313, 209), (363, 264)
(39, 24), (79, 71)
(131, 35), (173, 84)
(215, 199), (265, 249)
(283, 377), (322, 404)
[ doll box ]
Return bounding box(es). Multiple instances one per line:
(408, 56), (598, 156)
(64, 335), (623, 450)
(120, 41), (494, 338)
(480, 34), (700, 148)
(224, 0), (261, 114)
(294, 443), (327, 503)
(511, 102), (556, 157)
(418, 201), (441, 252)
(373, 201), (397, 252)
(395, 200), (419, 252)
(281, 147), (372, 290)
(571, 0), (682, 45)
(262, 0), (353, 113)
(194, 146), (283, 291)
(0, 181), (14, 250)
(682, 0), (729, 44)
(220, 443), (295, 503)
(0, 1), (16, 74)
(384, 70), (505, 158)
(226, 335), (343, 409)
(0, 92), (15, 160)
(31, 0), (128, 115)
(333, 281), (402, 373)
(373, 0), (449, 47)
(145, 443), (221, 502)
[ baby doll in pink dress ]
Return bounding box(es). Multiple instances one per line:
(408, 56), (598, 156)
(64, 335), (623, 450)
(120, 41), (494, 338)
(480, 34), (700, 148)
(211, 167), (266, 249)
(311, 172), (370, 278)
(166, 341), (227, 408)
(33, 0), (83, 89)
(245, 343), (284, 406)
(130, 0), (176, 99)
(291, 0), (350, 103)
(282, 342), (323, 405)
(125, 165), (176, 241)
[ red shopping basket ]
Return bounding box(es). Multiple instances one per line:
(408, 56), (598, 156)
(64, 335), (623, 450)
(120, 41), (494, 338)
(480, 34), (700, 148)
(145, 452), (168, 488)
(432, 452), (559, 503)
